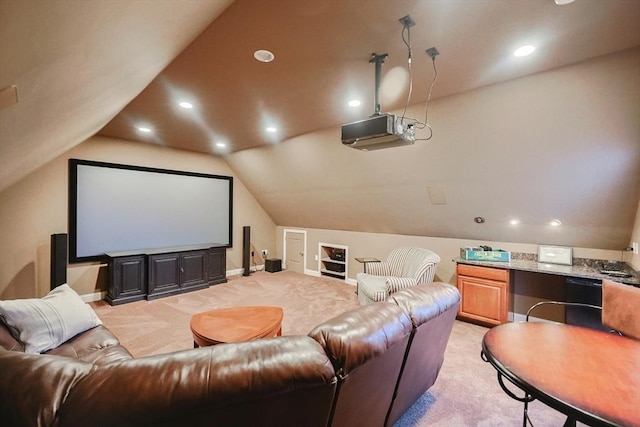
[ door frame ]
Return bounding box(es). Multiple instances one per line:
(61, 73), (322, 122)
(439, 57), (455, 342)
(283, 229), (307, 273)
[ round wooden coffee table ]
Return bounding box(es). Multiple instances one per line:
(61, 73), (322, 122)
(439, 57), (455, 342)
(190, 306), (283, 347)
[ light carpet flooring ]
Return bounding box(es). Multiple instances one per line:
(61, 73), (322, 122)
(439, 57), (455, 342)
(91, 270), (579, 426)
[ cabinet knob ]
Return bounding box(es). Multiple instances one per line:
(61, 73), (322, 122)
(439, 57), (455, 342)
(180, 267), (185, 273)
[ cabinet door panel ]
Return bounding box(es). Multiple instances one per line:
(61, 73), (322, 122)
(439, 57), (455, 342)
(181, 252), (207, 288)
(457, 274), (509, 326)
(149, 254), (180, 296)
(107, 255), (146, 305)
(118, 258), (146, 296)
(208, 248), (226, 283)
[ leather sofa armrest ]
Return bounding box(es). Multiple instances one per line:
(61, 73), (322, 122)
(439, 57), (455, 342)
(45, 325), (133, 364)
(0, 351), (93, 427)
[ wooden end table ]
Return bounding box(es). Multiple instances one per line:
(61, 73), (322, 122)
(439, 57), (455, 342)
(190, 306), (283, 347)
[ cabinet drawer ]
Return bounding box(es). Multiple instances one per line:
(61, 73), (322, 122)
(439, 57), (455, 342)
(457, 264), (508, 282)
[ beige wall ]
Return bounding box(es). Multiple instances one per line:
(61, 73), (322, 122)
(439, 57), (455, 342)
(275, 226), (625, 285)
(0, 136), (276, 299)
(229, 49), (640, 252)
(625, 200), (640, 269)
(1, 133), (634, 301)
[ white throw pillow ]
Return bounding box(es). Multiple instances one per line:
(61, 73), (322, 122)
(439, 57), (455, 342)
(0, 284), (102, 354)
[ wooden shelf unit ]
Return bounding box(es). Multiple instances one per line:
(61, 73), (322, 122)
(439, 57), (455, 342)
(318, 243), (348, 281)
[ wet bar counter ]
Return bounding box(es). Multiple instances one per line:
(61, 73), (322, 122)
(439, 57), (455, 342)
(454, 257), (639, 286)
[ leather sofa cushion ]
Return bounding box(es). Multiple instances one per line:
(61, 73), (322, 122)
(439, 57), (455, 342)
(0, 351), (94, 427)
(308, 303), (412, 376)
(56, 336), (337, 427)
(46, 325), (132, 364)
(389, 282), (461, 326)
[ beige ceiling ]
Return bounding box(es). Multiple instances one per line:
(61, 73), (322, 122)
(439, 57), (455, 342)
(1, 0), (639, 250)
(97, 0), (640, 155)
(0, 0), (233, 191)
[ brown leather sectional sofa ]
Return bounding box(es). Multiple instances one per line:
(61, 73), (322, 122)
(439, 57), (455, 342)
(0, 282), (460, 427)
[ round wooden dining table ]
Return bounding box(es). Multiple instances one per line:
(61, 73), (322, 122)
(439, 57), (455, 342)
(482, 322), (640, 427)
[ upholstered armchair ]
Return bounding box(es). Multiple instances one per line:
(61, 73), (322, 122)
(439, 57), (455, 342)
(357, 247), (441, 305)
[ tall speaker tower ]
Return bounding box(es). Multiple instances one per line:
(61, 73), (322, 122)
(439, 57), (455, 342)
(242, 226), (251, 276)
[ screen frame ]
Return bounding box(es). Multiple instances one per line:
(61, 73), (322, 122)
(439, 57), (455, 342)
(68, 159), (233, 263)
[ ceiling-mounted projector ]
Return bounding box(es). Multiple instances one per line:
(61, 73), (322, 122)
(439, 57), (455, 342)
(342, 53), (416, 151)
(341, 113), (415, 151)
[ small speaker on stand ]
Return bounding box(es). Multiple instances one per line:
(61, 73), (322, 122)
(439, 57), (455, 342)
(51, 233), (68, 290)
(242, 226), (251, 276)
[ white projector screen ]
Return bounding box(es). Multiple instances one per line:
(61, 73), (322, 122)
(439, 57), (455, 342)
(69, 159), (233, 262)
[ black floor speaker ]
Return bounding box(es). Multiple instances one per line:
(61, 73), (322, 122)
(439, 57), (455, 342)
(242, 226), (251, 276)
(51, 233), (67, 290)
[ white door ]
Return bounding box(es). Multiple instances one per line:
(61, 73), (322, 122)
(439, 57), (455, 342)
(285, 231), (305, 274)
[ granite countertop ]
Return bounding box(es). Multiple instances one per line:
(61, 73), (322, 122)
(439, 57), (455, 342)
(454, 257), (639, 286)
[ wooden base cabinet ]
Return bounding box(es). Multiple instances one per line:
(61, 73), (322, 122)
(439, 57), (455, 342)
(456, 263), (510, 326)
(107, 246), (226, 305)
(107, 255), (146, 305)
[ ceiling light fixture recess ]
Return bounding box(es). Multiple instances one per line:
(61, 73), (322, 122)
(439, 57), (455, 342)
(254, 49), (275, 63)
(137, 126), (152, 133)
(266, 126), (277, 133)
(348, 100), (361, 107)
(514, 45), (536, 57)
(178, 101), (193, 109)
(549, 219), (562, 227)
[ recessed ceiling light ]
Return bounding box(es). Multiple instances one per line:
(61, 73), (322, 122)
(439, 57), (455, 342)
(178, 101), (193, 109)
(514, 45), (536, 57)
(549, 219), (562, 227)
(266, 126), (277, 133)
(554, 0), (575, 4)
(254, 49), (275, 63)
(215, 142), (226, 148)
(348, 100), (361, 107)
(509, 219), (520, 225)
(137, 126), (152, 133)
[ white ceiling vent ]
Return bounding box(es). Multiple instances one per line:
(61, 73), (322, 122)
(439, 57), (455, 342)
(426, 185), (447, 205)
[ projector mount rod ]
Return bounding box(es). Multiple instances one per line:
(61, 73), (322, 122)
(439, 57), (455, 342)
(369, 53), (388, 116)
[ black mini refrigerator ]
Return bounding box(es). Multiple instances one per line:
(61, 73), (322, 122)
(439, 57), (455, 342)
(565, 277), (608, 332)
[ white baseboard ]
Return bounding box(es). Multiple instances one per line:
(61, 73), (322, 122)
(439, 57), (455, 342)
(304, 268), (356, 286)
(227, 265), (266, 277)
(227, 267), (244, 276)
(81, 291), (107, 303)
(512, 312), (557, 323)
(83, 266), (355, 303)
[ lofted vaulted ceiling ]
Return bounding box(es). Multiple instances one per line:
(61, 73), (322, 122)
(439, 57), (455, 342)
(97, 0), (640, 155)
(1, 0), (639, 250)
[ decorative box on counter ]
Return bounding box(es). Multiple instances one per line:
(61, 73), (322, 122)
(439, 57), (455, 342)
(460, 247), (511, 262)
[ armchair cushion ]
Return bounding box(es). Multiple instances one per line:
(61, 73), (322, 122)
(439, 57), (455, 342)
(385, 276), (418, 293)
(365, 261), (390, 276)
